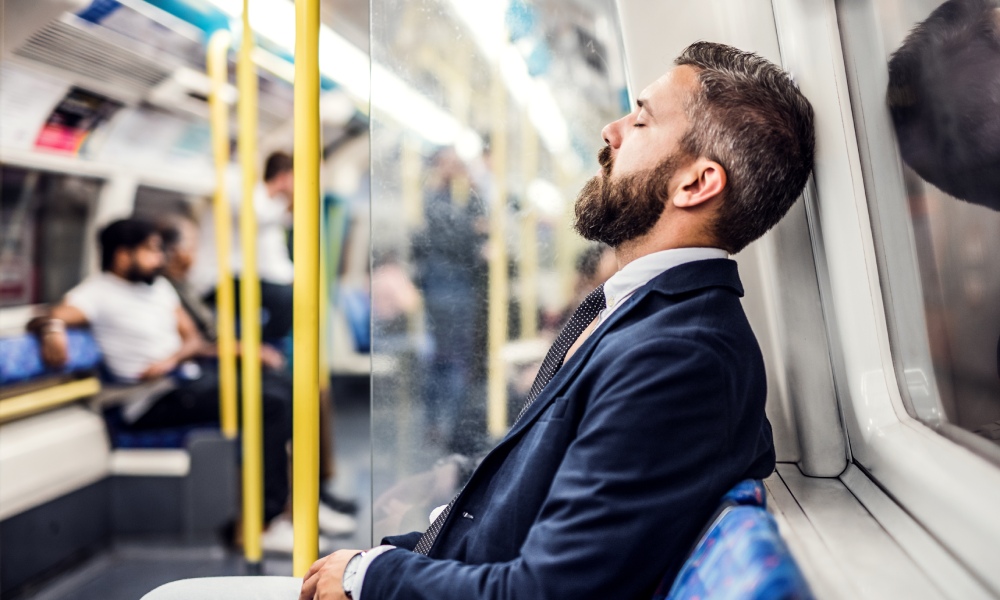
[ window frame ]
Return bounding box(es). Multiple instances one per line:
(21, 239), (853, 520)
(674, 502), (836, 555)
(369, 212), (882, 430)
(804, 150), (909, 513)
(834, 0), (1000, 466)
(772, 0), (1000, 592)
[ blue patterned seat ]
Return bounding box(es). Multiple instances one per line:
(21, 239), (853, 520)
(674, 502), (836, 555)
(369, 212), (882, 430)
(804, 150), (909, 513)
(0, 331), (102, 386)
(654, 479), (813, 600)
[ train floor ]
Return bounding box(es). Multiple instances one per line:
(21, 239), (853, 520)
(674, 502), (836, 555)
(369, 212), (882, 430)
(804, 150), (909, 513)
(17, 376), (374, 600)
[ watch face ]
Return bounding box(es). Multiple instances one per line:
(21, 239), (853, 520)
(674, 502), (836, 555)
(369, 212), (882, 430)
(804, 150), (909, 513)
(343, 553), (363, 597)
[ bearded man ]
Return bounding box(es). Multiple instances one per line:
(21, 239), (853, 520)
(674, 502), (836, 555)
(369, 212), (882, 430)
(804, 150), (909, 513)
(302, 41), (815, 600)
(29, 219), (312, 552)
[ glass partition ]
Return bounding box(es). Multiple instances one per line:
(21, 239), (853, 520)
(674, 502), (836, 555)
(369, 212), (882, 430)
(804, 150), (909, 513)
(370, 0), (628, 540)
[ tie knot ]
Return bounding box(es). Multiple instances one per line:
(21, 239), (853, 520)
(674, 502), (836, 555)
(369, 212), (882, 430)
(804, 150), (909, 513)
(581, 284), (608, 315)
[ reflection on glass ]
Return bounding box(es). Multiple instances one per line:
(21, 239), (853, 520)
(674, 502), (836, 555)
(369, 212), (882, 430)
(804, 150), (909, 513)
(0, 166), (101, 308)
(370, 0), (627, 540)
(859, 0), (1000, 445)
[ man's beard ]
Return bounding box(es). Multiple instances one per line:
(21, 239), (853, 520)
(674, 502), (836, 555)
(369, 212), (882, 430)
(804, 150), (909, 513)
(573, 146), (683, 248)
(124, 265), (160, 286)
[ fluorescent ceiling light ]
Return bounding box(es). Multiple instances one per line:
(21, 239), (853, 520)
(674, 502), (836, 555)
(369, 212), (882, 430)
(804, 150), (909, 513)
(448, 0), (571, 158)
(202, 0), (476, 146)
(200, 0), (570, 163)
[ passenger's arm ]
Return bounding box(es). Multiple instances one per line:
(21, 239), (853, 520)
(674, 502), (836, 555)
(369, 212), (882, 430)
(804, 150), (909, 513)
(351, 338), (735, 600)
(27, 303), (90, 367)
(139, 307), (205, 380)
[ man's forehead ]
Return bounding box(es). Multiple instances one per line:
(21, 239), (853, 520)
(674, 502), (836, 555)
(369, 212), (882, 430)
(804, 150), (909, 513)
(637, 65), (698, 110)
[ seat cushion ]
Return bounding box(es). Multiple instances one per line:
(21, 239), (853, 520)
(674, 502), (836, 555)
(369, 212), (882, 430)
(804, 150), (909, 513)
(663, 506), (813, 600)
(721, 479), (766, 509)
(142, 576), (302, 600)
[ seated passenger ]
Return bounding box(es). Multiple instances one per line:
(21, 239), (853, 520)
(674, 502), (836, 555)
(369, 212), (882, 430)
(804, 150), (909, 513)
(159, 215), (359, 517)
(28, 219), (352, 552)
(300, 41), (814, 600)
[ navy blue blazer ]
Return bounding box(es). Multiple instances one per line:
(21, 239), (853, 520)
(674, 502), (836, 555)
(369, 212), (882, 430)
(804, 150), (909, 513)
(367, 258), (775, 600)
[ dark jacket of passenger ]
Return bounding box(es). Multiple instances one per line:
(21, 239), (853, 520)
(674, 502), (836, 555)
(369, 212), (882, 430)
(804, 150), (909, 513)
(370, 258), (776, 599)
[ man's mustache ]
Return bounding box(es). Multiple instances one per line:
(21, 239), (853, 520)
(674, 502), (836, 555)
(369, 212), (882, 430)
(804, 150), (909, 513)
(598, 146), (613, 176)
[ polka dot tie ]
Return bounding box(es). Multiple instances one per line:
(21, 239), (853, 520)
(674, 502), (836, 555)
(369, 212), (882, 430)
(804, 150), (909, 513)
(413, 284), (607, 556)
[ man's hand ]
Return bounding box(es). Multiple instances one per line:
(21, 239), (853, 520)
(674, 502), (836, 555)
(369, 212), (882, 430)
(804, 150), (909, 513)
(260, 344), (286, 371)
(139, 357), (178, 380)
(299, 549), (364, 600)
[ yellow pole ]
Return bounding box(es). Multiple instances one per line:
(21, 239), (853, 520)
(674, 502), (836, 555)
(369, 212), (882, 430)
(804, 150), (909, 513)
(292, 0), (321, 576)
(207, 31), (238, 439)
(486, 66), (509, 438)
(519, 113), (539, 339)
(237, 3), (264, 570)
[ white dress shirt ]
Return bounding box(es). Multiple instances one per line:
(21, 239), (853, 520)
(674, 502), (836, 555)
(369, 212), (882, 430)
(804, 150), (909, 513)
(599, 247), (729, 324)
(191, 167), (294, 295)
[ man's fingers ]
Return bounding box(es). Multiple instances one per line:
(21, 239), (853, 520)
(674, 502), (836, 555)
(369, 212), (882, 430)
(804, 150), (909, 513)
(299, 571), (321, 600)
(304, 555), (328, 580)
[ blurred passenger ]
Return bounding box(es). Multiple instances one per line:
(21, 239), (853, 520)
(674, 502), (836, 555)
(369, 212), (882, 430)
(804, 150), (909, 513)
(192, 151), (296, 344)
(302, 41), (813, 600)
(29, 219), (352, 554)
(411, 148), (488, 450)
(160, 216), (359, 521)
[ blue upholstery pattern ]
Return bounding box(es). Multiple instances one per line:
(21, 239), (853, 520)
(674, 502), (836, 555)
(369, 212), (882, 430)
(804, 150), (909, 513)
(662, 506), (812, 600)
(651, 480), (813, 600)
(0, 331), (102, 385)
(720, 479), (766, 509)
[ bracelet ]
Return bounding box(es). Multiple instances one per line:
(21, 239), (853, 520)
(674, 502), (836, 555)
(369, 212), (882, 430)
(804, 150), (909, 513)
(41, 319), (66, 335)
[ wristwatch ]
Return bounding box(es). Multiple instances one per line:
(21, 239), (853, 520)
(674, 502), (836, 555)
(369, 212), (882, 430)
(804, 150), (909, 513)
(342, 551), (365, 599)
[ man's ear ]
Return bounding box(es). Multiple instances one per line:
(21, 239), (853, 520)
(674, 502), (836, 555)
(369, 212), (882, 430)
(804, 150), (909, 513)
(673, 158), (726, 209)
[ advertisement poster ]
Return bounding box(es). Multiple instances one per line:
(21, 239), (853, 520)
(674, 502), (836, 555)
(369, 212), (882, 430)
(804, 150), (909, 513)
(34, 87), (123, 154)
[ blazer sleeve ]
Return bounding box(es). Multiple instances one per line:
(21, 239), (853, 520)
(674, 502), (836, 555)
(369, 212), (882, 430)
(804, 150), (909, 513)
(363, 336), (733, 600)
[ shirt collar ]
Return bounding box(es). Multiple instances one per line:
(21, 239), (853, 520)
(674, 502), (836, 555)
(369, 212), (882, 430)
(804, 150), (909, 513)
(603, 247), (729, 310)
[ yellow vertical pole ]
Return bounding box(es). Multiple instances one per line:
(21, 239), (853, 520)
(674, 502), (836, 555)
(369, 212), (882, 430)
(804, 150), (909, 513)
(519, 114), (539, 339)
(237, 2), (264, 570)
(292, 0), (321, 576)
(207, 31), (238, 438)
(486, 66), (509, 438)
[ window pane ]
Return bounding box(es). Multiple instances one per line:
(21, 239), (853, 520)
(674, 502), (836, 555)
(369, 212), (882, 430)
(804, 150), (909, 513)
(0, 165), (101, 307)
(837, 0), (1000, 453)
(370, 0), (628, 541)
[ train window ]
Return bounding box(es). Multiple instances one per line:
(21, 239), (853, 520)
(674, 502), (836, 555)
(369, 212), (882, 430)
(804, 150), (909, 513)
(369, 0), (628, 540)
(837, 0), (1000, 459)
(0, 165), (102, 308)
(132, 185), (204, 223)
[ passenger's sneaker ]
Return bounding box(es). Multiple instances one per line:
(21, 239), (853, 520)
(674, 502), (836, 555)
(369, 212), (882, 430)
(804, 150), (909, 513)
(261, 516), (338, 554)
(260, 516), (296, 554)
(320, 489), (359, 515)
(318, 502), (357, 537)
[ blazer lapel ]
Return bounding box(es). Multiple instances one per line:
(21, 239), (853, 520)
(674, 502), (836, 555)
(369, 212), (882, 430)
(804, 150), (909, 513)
(499, 258), (743, 443)
(500, 286), (651, 442)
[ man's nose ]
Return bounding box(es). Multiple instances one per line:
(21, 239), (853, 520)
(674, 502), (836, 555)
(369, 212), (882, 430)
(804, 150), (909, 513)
(601, 118), (623, 149)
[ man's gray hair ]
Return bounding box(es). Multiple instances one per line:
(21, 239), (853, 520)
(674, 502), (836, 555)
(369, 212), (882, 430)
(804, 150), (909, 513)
(675, 41), (815, 253)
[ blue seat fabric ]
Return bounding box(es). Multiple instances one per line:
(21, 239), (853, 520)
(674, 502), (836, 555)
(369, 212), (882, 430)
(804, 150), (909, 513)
(0, 330), (208, 449)
(653, 479), (813, 600)
(0, 331), (102, 385)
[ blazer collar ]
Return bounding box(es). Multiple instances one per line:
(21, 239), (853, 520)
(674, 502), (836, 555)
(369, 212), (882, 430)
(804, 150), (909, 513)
(501, 258), (743, 441)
